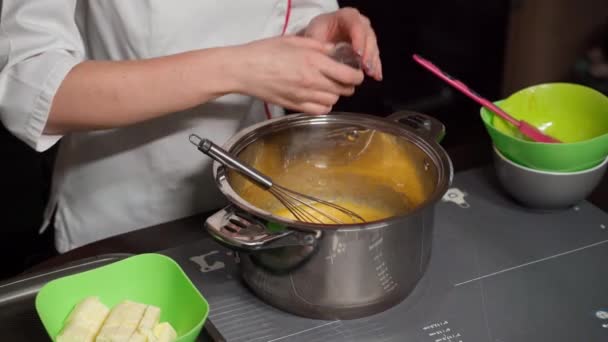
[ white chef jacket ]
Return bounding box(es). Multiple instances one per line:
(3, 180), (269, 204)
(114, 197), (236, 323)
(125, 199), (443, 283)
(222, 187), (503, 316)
(0, 0), (338, 253)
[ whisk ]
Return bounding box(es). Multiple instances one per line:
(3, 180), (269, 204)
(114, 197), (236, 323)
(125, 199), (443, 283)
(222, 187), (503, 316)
(189, 134), (366, 224)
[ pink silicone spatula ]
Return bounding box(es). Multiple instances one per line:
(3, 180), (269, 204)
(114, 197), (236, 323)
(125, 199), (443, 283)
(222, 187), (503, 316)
(412, 54), (561, 144)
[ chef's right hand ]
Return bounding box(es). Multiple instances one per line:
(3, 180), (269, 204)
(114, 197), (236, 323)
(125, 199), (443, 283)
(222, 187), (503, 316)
(233, 36), (364, 115)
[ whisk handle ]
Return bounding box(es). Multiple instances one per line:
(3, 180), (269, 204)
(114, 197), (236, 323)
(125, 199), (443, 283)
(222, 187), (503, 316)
(189, 134), (273, 189)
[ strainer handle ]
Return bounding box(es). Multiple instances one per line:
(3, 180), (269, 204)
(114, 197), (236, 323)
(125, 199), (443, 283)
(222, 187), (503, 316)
(387, 111), (446, 143)
(189, 134), (273, 189)
(205, 206), (319, 251)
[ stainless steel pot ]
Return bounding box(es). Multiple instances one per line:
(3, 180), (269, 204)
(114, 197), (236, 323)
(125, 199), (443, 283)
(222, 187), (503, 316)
(204, 111), (453, 319)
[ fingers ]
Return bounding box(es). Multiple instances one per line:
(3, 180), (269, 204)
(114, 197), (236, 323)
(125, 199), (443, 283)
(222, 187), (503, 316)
(247, 35), (365, 116)
(376, 54), (383, 81)
(314, 72), (356, 96)
(280, 88), (342, 116)
(313, 53), (364, 86)
(293, 90), (339, 107)
(298, 102), (332, 116)
(277, 98), (333, 116)
(336, 8), (383, 81)
(336, 8), (366, 56)
(273, 80), (344, 115)
(285, 35), (334, 54)
(362, 23), (381, 81)
(287, 36), (369, 83)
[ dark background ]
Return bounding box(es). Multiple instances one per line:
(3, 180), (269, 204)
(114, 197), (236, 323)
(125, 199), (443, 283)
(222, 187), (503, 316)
(1, 0), (607, 280)
(334, 0), (509, 150)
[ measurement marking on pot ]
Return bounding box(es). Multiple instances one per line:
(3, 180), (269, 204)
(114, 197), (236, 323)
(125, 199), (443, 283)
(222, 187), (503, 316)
(265, 321), (341, 342)
(369, 237), (383, 250)
(384, 284), (397, 292)
(454, 238), (608, 287)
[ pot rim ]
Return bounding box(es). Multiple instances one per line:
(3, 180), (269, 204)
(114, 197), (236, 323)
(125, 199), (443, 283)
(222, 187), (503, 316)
(212, 112), (454, 231)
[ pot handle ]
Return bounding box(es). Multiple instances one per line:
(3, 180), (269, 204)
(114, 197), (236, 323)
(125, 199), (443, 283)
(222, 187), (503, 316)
(387, 111), (446, 143)
(205, 206), (319, 251)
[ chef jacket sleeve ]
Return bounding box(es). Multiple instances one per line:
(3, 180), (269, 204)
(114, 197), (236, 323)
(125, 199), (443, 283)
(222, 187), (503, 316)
(286, 0), (339, 35)
(0, 0), (85, 152)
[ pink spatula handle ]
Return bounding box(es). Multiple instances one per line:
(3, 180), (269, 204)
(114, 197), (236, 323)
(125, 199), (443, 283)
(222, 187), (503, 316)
(412, 54), (560, 143)
(413, 54), (519, 126)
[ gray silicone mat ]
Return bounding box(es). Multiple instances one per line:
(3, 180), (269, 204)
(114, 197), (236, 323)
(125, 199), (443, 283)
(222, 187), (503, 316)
(161, 167), (608, 341)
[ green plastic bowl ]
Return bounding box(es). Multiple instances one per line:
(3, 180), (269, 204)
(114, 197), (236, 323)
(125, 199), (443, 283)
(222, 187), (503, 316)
(480, 83), (608, 172)
(35, 253), (209, 342)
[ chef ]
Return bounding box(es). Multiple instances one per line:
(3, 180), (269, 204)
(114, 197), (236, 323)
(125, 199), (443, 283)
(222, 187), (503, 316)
(0, 1), (382, 254)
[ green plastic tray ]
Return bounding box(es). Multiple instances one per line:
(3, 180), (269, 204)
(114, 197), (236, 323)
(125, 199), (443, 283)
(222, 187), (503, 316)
(35, 253), (209, 342)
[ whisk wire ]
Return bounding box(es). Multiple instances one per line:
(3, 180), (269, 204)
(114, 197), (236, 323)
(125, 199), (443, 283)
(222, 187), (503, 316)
(272, 185), (366, 224)
(280, 185), (366, 221)
(271, 187), (340, 224)
(191, 135), (367, 225)
(271, 189), (317, 223)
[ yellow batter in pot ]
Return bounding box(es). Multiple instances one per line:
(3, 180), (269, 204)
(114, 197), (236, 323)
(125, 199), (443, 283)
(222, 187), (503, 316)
(271, 200), (395, 224)
(228, 126), (437, 225)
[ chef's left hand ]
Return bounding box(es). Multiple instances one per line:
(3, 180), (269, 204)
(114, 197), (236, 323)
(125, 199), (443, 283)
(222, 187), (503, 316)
(300, 7), (382, 81)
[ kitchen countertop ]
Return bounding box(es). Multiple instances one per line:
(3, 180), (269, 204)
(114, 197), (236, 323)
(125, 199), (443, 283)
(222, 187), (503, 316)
(27, 143), (608, 272)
